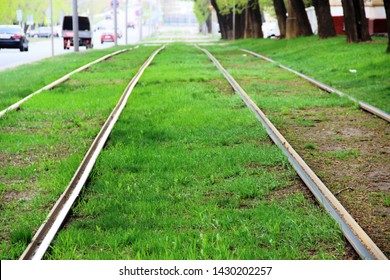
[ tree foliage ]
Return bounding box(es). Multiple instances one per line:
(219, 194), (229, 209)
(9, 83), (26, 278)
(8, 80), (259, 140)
(0, 0), (72, 25)
(0, 0), (110, 26)
(194, 0), (211, 25)
(215, 0), (249, 15)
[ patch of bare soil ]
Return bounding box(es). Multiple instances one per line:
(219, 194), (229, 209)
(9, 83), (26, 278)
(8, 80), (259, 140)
(1, 188), (36, 205)
(274, 107), (389, 258)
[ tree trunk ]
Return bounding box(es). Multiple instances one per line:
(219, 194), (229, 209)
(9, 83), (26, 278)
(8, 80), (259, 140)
(286, 0), (301, 38)
(206, 15), (212, 34)
(235, 11), (246, 40)
(290, 0), (313, 36)
(384, 0), (390, 52)
(341, 0), (371, 42)
(313, 0), (337, 38)
(244, 0), (264, 38)
(355, 0), (371, 41)
(211, 0), (228, 39)
(286, 0), (313, 38)
(272, 0), (287, 38)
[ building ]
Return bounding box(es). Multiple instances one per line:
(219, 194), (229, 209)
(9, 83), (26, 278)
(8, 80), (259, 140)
(330, 0), (387, 35)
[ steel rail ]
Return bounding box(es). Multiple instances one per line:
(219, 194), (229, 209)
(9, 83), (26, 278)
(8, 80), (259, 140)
(20, 45), (165, 260)
(0, 49), (129, 118)
(196, 45), (387, 260)
(241, 49), (390, 123)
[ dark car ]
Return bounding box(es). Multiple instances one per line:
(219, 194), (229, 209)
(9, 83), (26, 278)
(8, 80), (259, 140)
(62, 16), (93, 49)
(0, 25), (28, 52)
(127, 21), (135, 29)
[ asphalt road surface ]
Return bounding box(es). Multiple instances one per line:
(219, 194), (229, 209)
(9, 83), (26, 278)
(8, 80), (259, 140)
(0, 27), (142, 71)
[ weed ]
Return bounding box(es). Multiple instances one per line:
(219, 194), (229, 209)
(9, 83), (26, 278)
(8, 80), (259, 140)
(329, 149), (360, 159)
(304, 143), (317, 150)
(382, 195), (390, 207)
(10, 225), (32, 245)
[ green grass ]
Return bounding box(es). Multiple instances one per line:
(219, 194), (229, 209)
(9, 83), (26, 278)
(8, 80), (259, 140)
(0, 46), (127, 111)
(45, 44), (346, 260)
(0, 46), (160, 259)
(204, 45), (357, 120)
(232, 36), (390, 113)
(326, 149), (361, 160)
(383, 195), (390, 207)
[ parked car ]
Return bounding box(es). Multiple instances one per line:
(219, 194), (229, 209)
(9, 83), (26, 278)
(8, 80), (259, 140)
(62, 16), (93, 49)
(29, 26), (52, 38)
(28, 26), (59, 38)
(0, 25), (28, 52)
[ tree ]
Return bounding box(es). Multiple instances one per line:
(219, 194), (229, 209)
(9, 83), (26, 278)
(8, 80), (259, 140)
(341, 0), (371, 42)
(0, 1), (23, 24)
(194, 0), (212, 33)
(286, 0), (313, 38)
(243, 0), (264, 38)
(384, 0), (390, 52)
(210, 0), (229, 39)
(211, 0), (263, 40)
(0, 0), (72, 25)
(312, 0), (336, 38)
(291, 0), (313, 36)
(272, 0), (287, 38)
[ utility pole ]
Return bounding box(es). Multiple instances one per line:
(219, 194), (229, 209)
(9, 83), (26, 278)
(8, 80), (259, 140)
(114, 0), (118, 46)
(50, 0), (54, 60)
(139, 8), (143, 41)
(125, 0), (128, 45)
(72, 0), (79, 52)
(232, 0), (235, 40)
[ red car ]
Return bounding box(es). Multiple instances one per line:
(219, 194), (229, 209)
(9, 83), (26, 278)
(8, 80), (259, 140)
(101, 31), (114, 43)
(100, 29), (122, 44)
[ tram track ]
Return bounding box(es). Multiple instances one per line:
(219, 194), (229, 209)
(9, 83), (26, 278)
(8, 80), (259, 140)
(19, 45), (165, 260)
(0, 49), (129, 118)
(9, 43), (386, 260)
(196, 45), (387, 260)
(240, 49), (390, 123)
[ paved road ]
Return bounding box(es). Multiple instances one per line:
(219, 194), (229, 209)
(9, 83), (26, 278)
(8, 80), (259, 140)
(0, 38), (75, 71)
(0, 27), (143, 71)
